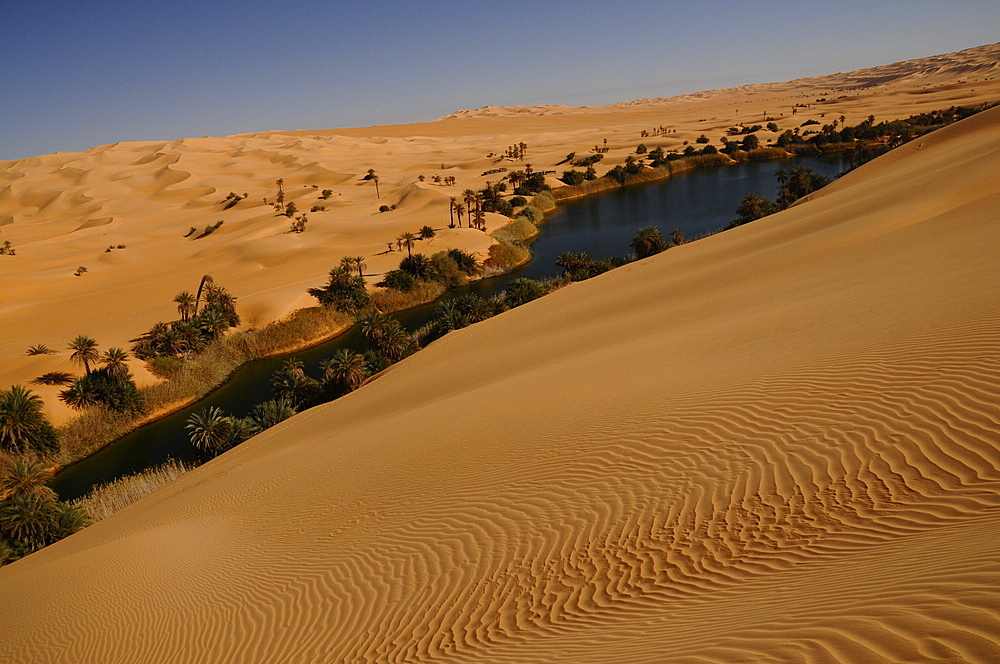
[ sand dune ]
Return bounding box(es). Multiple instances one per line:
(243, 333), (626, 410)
(0, 90), (997, 662)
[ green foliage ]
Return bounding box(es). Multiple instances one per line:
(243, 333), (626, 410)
(284, 202), (298, 217)
(320, 350), (368, 395)
(635, 143), (647, 154)
(59, 368), (145, 415)
(504, 278), (546, 307)
(429, 252), (469, 288)
(0, 386), (59, 456)
(270, 359), (322, 409)
(245, 400), (297, 434)
(446, 248), (481, 276)
(571, 153), (603, 167)
(555, 251), (618, 281)
(766, 122), (779, 132)
(509, 196), (527, 208)
(25, 344), (56, 356)
(379, 205), (390, 212)
(321, 189), (333, 199)
(185, 406), (249, 456)
(196, 221), (224, 239)
(630, 226), (670, 259)
(398, 254), (436, 280)
(695, 134), (709, 144)
(419, 225), (436, 239)
(561, 170), (586, 186)
(741, 134), (760, 151)
(378, 269), (418, 292)
(307, 268), (369, 313)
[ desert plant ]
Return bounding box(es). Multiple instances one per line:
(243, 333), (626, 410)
(29, 372), (74, 386)
(320, 349), (368, 394)
(185, 406), (245, 455)
(67, 335), (100, 375)
(630, 226), (669, 259)
(419, 225), (435, 240)
(25, 344), (56, 356)
(245, 400), (297, 434)
(74, 266), (88, 276)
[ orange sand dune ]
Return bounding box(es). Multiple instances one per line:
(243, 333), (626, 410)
(0, 96), (997, 662)
(1, 43), (998, 422)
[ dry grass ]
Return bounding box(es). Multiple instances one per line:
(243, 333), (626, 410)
(369, 280), (447, 313)
(491, 217), (538, 245)
(71, 459), (193, 522)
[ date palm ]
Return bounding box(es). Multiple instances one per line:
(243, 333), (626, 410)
(452, 202), (465, 228)
(245, 399), (297, 434)
(174, 291), (196, 322)
(358, 312), (392, 345)
(101, 347), (130, 382)
(185, 406), (240, 455)
(0, 458), (55, 500)
(448, 196), (457, 228)
(399, 232), (416, 258)
(67, 335), (99, 375)
(320, 349), (368, 393)
(462, 189), (477, 227)
(353, 256), (367, 280)
(0, 385), (58, 455)
(0, 494), (59, 548)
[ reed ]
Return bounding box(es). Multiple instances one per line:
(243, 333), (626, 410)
(71, 460), (193, 522)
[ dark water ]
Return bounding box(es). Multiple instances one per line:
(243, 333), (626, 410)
(51, 154), (846, 499)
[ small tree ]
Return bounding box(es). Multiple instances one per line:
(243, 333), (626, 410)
(630, 226), (669, 259)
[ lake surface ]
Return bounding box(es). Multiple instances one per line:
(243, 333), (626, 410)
(51, 154), (847, 499)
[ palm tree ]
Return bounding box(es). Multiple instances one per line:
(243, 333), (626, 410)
(101, 347), (130, 382)
(58, 378), (102, 411)
(0, 494), (59, 548)
(271, 359), (320, 407)
(198, 308), (231, 340)
(0, 386), (59, 455)
(174, 291), (196, 322)
(245, 400), (297, 434)
(68, 335), (99, 375)
(0, 459), (55, 500)
(185, 406), (239, 455)
(320, 349), (368, 393)
(353, 256), (367, 281)
(400, 232), (417, 258)
(736, 194), (770, 222)
(379, 324), (415, 361)
(339, 256), (356, 275)
(462, 189), (477, 227)
(508, 171), (525, 192)
(670, 228), (685, 246)
(448, 197), (457, 228)
(193, 274), (214, 317)
(358, 312), (392, 345)
(629, 226), (669, 258)
(452, 202), (465, 228)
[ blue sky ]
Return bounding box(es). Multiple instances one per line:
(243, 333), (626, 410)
(2, 0), (997, 160)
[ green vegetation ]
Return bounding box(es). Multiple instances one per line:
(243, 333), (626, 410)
(727, 167), (833, 229)
(222, 192), (244, 209)
(630, 226), (670, 258)
(0, 459), (89, 565)
(25, 344), (56, 356)
(195, 221), (224, 239)
(132, 278), (240, 360)
(0, 386), (59, 456)
(308, 267), (369, 313)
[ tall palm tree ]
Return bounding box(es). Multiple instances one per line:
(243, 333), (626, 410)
(0, 386), (58, 455)
(174, 291), (196, 322)
(67, 335), (99, 375)
(448, 197), (457, 228)
(452, 202), (465, 228)
(508, 170), (525, 192)
(193, 274), (214, 317)
(400, 232), (416, 258)
(339, 256), (356, 275)
(101, 347), (130, 382)
(379, 324), (415, 362)
(320, 349), (368, 393)
(353, 256), (367, 280)
(462, 189), (476, 227)
(0, 459), (55, 500)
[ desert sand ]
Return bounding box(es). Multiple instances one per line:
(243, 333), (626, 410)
(2, 43), (999, 423)
(0, 46), (998, 662)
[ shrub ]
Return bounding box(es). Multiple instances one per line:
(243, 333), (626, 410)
(379, 205), (390, 213)
(635, 143), (647, 153)
(378, 269), (418, 292)
(310, 205), (325, 212)
(504, 279), (546, 307)
(695, 134), (709, 144)
(509, 196), (527, 208)
(429, 252), (468, 288)
(483, 242), (528, 273)
(446, 248), (481, 276)
(398, 254), (436, 280)
(321, 189), (332, 199)
(630, 226), (669, 259)
(307, 268), (369, 313)
(419, 225), (435, 239)
(561, 170), (586, 186)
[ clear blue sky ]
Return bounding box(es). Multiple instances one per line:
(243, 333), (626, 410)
(3, 0), (997, 160)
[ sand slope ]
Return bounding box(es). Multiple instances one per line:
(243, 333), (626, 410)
(2, 43), (998, 420)
(0, 103), (997, 661)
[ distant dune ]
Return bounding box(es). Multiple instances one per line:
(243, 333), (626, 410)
(0, 68), (998, 664)
(1, 43), (997, 423)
